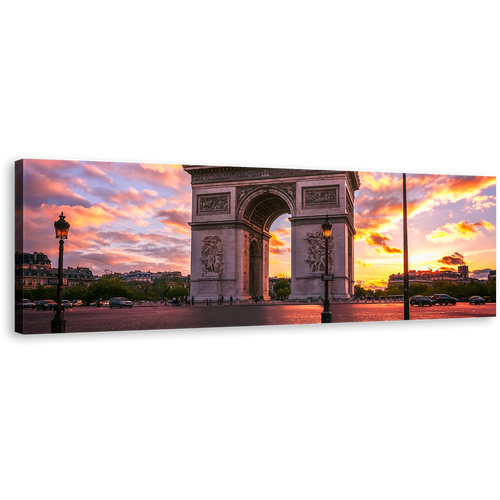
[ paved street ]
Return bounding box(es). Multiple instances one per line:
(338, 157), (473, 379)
(16, 301), (496, 334)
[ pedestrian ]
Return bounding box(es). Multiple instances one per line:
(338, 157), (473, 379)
(221, 295), (224, 305)
(230, 295), (233, 305)
(191, 296), (194, 306)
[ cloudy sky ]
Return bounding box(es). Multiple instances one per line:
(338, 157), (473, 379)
(20, 160), (496, 287)
(353, 171), (496, 288)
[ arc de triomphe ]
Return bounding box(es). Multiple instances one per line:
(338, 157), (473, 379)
(183, 165), (360, 301)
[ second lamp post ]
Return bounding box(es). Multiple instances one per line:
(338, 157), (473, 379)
(321, 215), (333, 323)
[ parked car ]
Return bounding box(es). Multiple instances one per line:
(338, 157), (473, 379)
(61, 300), (73, 308)
(469, 295), (486, 305)
(410, 295), (433, 307)
(20, 298), (36, 309)
(430, 294), (457, 305)
(36, 299), (58, 310)
(109, 297), (133, 308)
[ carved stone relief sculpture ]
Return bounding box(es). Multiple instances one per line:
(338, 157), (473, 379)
(198, 194), (230, 213)
(277, 184), (296, 207)
(305, 230), (333, 273)
(201, 235), (224, 276)
(302, 185), (339, 209)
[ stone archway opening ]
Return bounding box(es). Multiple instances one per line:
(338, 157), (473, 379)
(269, 214), (292, 280)
(248, 239), (260, 298)
(242, 192), (290, 232)
(241, 191), (292, 300)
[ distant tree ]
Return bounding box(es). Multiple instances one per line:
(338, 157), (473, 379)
(384, 285), (403, 296)
(151, 277), (169, 301)
(274, 279), (290, 290)
(64, 283), (89, 302)
(276, 286), (291, 298)
(274, 279), (291, 298)
(166, 285), (189, 299)
(87, 276), (130, 301)
(408, 283), (430, 296)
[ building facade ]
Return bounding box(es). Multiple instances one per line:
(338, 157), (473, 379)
(15, 252), (94, 290)
(387, 268), (469, 288)
(123, 270), (152, 283)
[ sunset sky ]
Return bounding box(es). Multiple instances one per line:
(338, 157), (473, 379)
(20, 160), (496, 288)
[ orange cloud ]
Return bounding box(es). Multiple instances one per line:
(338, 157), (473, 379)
(359, 172), (401, 191)
(355, 228), (402, 254)
(269, 231), (291, 255)
(426, 220), (495, 243)
(276, 273), (290, 279)
(25, 203), (118, 230)
(355, 259), (371, 267)
(356, 279), (388, 290)
(272, 227), (291, 238)
(438, 252), (465, 266)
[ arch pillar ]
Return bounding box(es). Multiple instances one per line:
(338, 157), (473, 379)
(289, 215), (354, 300)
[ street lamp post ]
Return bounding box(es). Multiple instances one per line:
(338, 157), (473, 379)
(321, 215), (333, 324)
(51, 213), (70, 334)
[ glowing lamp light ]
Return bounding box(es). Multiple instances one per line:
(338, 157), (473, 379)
(322, 216), (332, 239)
(54, 212), (70, 240)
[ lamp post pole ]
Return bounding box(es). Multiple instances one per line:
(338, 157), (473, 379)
(51, 238), (66, 333)
(321, 215), (332, 324)
(51, 213), (70, 334)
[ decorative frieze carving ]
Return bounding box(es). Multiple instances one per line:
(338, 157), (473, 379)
(302, 185), (339, 209)
(305, 230), (333, 273)
(201, 235), (224, 276)
(191, 167), (332, 184)
(197, 193), (230, 214)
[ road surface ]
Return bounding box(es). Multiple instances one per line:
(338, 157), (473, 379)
(16, 301), (496, 335)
